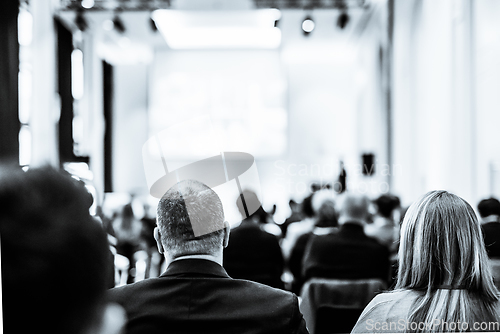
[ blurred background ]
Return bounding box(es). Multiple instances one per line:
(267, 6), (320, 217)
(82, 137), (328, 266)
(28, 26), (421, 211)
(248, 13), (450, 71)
(1, 0), (499, 223)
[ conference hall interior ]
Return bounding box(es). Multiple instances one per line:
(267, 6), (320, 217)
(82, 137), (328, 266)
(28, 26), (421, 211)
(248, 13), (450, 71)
(2, 0), (500, 333)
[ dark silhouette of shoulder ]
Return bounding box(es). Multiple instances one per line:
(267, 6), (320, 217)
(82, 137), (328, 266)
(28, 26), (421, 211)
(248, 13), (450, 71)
(302, 223), (390, 283)
(482, 222), (500, 258)
(109, 259), (307, 334)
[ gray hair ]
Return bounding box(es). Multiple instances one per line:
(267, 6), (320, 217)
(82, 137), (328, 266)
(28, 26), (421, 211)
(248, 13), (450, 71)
(338, 193), (370, 222)
(157, 180), (225, 258)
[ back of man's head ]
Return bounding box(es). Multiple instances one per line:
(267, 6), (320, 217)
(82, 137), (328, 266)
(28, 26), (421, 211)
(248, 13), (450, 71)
(0, 166), (113, 334)
(338, 193), (370, 224)
(374, 194), (400, 219)
(157, 180), (225, 259)
(478, 197), (500, 218)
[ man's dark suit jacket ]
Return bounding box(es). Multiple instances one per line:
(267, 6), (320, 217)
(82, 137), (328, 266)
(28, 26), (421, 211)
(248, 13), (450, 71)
(302, 222), (390, 283)
(223, 219), (284, 289)
(482, 221), (500, 258)
(109, 259), (308, 334)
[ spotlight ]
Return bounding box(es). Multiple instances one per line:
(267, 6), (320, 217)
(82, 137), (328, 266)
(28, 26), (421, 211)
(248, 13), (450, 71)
(81, 0), (94, 9)
(74, 9), (88, 32)
(301, 15), (315, 35)
(337, 11), (350, 29)
(112, 14), (126, 34)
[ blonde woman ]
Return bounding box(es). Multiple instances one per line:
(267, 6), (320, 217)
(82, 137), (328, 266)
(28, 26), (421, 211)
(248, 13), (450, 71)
(352, 190), (500, 333)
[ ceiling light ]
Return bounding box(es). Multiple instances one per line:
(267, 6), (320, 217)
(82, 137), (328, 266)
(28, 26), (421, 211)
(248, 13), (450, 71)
(18, 5), (33, 46)
(152, 9), (282, 49)
(81, 0), (94, 9)
(302, 15), (315, 35)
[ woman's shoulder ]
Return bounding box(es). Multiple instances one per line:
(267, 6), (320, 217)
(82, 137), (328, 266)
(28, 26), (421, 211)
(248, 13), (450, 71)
(351, 290), (418, 333)
(364, 289), (417, 310)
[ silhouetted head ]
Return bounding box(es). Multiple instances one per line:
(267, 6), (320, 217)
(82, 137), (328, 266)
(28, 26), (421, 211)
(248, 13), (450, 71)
(374, 194), (400, 219)
(301, 193), (315, 218)
(478, 197), (500, 219)
(0, 166), (122, 334)
(316, 199), (338, 228)
(156, 180), (227, 260)
(235, 189), (261, 220)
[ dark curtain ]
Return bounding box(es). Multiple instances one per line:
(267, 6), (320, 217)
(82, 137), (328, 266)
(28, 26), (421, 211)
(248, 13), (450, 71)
(0, 0), (20, 163)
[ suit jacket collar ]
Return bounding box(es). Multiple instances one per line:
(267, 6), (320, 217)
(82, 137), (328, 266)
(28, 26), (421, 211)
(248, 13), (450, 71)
(160, 258), (230, 278)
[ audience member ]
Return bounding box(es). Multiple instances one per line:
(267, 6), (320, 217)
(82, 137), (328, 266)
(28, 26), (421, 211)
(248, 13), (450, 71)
(223, 190), (285, 289)
(302, 192), (390, 283)
(255, 204), (283, 237)
(352, 190), (500, 333)
(478, 197), (500, 258)
(281, 193), (317, 259)
(288, 196), (338, 294)
(280, 199), (304, 237)
(365, 194), (401, 249)
(112, 203), (144, 283)
(109, 180), (308, 334)
(0, 166), (125, 334)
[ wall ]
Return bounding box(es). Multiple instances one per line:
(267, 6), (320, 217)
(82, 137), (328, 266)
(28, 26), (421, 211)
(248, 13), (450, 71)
(474, 0), (500, 202)
(392, 0), (500, 208)
(108, 8), (389, 223)
(392, 0), (477, 206)
(112, 64), (149, 195)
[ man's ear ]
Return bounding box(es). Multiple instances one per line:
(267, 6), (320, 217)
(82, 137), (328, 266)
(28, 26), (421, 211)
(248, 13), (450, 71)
(222, 221), (230, 248)
(154, 227), (164, 254)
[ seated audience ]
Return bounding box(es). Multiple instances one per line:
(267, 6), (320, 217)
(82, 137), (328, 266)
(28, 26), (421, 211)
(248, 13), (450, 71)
(112, 203), (144, 283)
(255, 203), (283, 237)
(280, 199), (304, 237)
(302, 193), (390, 284)
(288, 196), (338, 294)
(223, 190), (285, 289)
(478, 197), (500, 258)
(0, 166), (125, 334)
(365, 194), (401, 249)
(352, 191), (500, 333)
(109, 180), (308, 334)
(281, 193), (317, 259)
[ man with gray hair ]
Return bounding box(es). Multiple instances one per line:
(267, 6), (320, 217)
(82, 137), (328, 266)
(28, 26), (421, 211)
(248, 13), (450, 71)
(302, 192), (390, 284)
(109, 179), (309, 334)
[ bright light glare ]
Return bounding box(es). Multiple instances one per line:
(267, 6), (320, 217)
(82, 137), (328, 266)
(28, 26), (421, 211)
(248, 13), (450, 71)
(71, 49), (84, 100)
(152, 9), (282, 49)
(18, 70), (32, 124)
(163, 27), (281, 49)
(19, 125), (31, 166)
(18, 7), (33, 46)
(302, 19), (315, 33)
(82, 0), (94, 9)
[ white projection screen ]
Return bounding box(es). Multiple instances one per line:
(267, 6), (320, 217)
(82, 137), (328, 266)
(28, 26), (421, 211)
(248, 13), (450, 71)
(149, 50), (287, 159)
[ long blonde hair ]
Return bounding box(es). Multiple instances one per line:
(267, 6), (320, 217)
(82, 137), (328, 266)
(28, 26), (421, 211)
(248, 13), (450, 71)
(396, 190), (500, 332)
